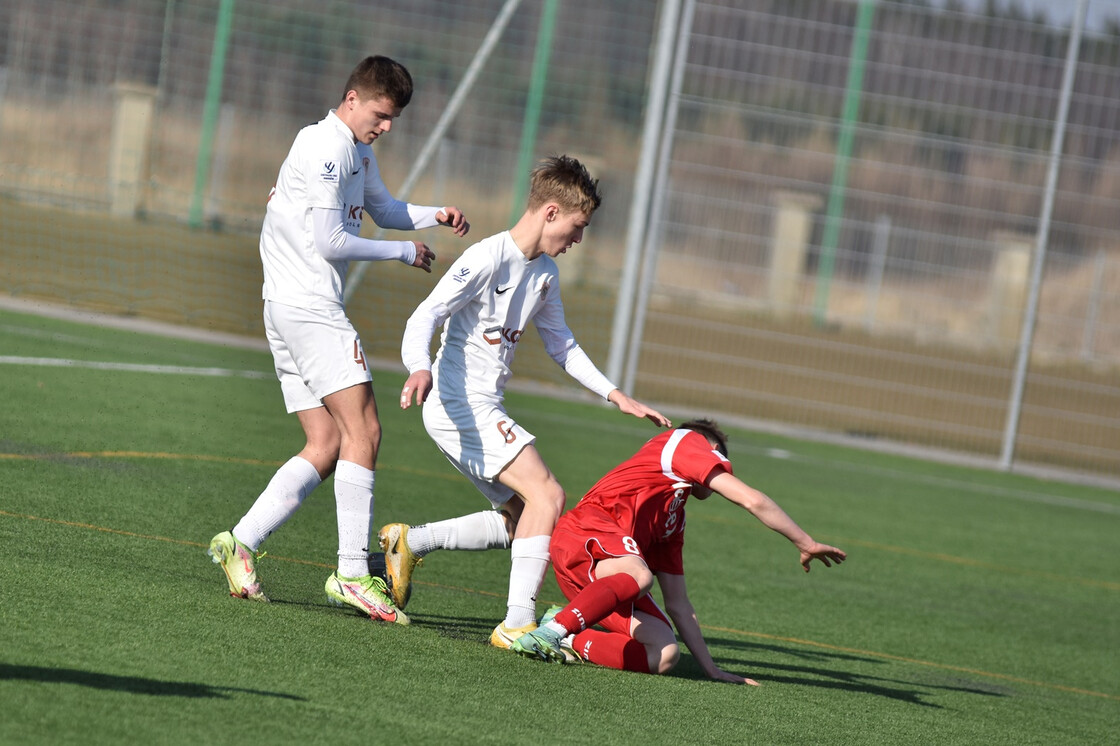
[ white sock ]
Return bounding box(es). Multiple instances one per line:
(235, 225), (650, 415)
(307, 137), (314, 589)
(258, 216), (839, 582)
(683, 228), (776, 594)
(407, 511), (510, 557)
(334, 460), (375, 579)
(232, 456), (321, 551)
(505, 535), (551, 628)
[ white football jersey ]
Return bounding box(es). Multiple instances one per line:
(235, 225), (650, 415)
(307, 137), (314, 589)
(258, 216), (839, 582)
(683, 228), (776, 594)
(402, 231), (615, 404)
(259, 109), (439, 310)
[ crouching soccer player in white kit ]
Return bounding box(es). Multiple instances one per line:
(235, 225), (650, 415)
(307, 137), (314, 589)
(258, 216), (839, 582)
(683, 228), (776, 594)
(207, 55), (468, 623)
(381, 155), (671, 649)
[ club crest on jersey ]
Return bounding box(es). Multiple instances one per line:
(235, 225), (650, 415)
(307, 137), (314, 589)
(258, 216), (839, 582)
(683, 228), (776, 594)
(453, 267), (471, 283)
(320, 161), (339, 183)
(539, 279), (551, 301)
(362, 157), (370, 171)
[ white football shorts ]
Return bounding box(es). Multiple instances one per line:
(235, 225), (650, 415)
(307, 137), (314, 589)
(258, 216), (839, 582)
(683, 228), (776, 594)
(421, 391), (536, 508)
(263, 300), (373, 413)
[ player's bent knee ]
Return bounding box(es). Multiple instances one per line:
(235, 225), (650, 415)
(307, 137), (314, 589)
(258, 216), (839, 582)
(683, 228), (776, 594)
(304, 431), (341, 467)
(533, 480), (565, 522)
(365, 420), (382, 452)
(626, 564), (655, 594)
(649, 642), (680, 675)
(547, 480), (566, 512)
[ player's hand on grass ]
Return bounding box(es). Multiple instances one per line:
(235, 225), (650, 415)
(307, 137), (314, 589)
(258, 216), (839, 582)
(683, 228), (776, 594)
(436, 206), (470, 237)
(709, 668), (760, 686)
(400, 370), (433, 410)
(411, 242), (435, 272)
(608, 390), (672, 428)
(799, 541), (847, 573)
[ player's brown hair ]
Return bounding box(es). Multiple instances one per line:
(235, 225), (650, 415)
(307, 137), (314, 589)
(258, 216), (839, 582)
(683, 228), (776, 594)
(342, 55), (414, 108)
(527, 155), (603, 215)
(680, 418), (728, 457)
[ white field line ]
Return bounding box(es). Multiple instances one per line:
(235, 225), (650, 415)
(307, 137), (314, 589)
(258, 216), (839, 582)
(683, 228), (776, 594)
(3, 293), (1118, 493)
(0, 355), (270, 379)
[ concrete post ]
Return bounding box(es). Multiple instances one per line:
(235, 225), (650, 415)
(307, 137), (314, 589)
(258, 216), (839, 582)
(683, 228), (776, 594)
(108, 83), (157, 217)
(769, 191), (822, 318)
(988, 231), (1033, 345)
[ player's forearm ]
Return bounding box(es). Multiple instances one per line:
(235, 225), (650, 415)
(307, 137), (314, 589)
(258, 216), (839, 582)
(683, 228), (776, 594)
(552, 342), (616, 400)
(312, 208), (416, 263)
(750, 499), (814, 550)
(712, 473), (814, 551)
(668, 607), (721, 678)
(400, 303), (445, 373)
(365, 200), (442, 231)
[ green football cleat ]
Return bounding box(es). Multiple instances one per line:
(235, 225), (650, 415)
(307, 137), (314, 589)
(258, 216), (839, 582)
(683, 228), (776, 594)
(325, 572), (409, 625)
(540, 605), (564, 626)
(208, 531), (269, 602)
(510, 627), (567, 664)
(539, 605), (583, 663)
(377, 523), (422, 609)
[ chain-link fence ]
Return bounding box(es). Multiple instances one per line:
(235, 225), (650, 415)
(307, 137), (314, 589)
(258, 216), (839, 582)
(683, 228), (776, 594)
(1, 0), (1117, 479)
(620, 0), (1120, 477)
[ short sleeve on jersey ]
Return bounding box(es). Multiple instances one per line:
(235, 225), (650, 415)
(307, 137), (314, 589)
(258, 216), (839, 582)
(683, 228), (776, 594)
(670, 430), (733, 487)
(305, 154), (347, 210)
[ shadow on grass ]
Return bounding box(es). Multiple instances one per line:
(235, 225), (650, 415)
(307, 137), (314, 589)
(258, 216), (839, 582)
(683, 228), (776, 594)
(0, 663), (307, 700)
(415, 612), (499, 642)
(681, 636), (1010, 707)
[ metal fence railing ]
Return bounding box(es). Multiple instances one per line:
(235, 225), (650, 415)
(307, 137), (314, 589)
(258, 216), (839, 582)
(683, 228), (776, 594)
(1, 0), (1117, 478)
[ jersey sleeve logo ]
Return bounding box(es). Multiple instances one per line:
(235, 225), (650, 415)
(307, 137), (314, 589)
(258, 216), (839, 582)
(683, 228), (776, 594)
(320, 161), (339, 183)
(453, 267), (471, 283)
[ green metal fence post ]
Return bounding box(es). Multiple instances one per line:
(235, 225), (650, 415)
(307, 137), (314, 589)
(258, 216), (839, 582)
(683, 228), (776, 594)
(509, 0), (559, 223)
(812, 0), (875, 326)
(188, 0), (235, 229)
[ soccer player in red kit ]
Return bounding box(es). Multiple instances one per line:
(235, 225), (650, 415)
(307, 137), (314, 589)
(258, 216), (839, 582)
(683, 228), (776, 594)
(510, 419), (846, 684)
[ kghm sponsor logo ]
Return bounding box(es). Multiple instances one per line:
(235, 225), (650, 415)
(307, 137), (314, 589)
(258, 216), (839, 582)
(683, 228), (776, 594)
(482, 326), (523, 346)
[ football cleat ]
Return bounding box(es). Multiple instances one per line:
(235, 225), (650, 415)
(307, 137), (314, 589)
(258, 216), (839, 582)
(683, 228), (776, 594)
(539, 605), (564, 626)
(377, 523), (422, 609)
(510, 627), (567, 664)
(325, 572), (409, 625)
(539, 605), (582, 664)
(208, 531), (269, 602)
(489, 621), (537, 650)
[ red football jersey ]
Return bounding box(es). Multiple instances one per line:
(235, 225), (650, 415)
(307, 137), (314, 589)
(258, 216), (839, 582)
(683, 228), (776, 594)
(562, 428), (732, 575)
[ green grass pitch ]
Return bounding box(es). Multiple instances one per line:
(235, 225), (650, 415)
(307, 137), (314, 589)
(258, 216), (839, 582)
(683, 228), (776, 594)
(0, 307), (1117, 745)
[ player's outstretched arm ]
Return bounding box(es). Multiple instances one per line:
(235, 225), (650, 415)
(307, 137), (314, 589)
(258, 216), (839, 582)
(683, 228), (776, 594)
(607, 390), (672, 428)
(435, 207), (470, 237)
(708, 471), (846, 573)
(658, 572), (759, 686)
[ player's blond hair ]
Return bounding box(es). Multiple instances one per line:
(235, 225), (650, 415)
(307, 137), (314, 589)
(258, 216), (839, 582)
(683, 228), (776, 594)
(527, 155), (602, 215)
(342, 55), (413, 108)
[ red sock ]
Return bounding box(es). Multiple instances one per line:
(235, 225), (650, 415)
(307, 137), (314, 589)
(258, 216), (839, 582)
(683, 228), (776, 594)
(552, 573), (642, 633)
(570, 629), (650, 673)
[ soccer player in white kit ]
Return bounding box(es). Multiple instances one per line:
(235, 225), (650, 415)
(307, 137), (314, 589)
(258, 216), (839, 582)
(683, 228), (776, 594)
(207, 56), (469, 624)
(381, 155), (671, 649)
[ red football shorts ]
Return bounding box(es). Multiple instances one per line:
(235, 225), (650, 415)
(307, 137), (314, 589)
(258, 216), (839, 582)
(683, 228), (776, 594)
(550, 516), (671, 634)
